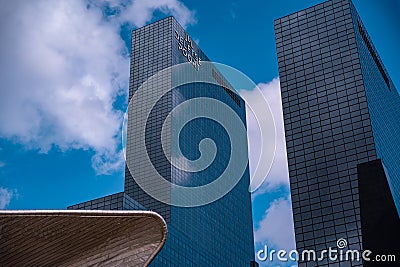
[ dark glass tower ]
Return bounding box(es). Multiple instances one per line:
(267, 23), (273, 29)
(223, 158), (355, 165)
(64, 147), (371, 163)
(275, 0), (399, 266)
(70, 17), (255, 266)
(125, 17), (255, 266)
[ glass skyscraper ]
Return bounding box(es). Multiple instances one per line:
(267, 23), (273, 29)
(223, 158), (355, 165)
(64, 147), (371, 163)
(70, 17), (256, 266)
(275, 0), (399, 266)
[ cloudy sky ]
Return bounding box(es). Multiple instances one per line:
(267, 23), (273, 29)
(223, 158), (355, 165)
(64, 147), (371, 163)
(0, 0), (398, 266)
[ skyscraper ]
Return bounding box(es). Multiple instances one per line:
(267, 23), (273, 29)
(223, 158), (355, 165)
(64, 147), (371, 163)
(275, 0), (399, 266)
(70, 17), (256, 266)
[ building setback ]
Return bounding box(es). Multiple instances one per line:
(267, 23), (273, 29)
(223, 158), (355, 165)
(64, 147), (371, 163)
(275, 0), (399, 266)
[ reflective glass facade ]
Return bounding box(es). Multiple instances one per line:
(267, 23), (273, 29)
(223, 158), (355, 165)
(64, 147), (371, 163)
(126, 17), (255, 266)
(68, 192), (145, 211)
(352, 7), (400, 214)
(275, 0), (399, 266)
(71, 17), (255, 266)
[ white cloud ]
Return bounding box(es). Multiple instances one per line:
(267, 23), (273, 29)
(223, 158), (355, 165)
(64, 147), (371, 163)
(244, 78), (296, 265)
(0, 0), (195, 175)
(254, 197), (296, 251)
(0, 161), (4, 168)
(0, 188), (13, 209)
(241, 78), (290, 195)
(117, 0), (196, 28)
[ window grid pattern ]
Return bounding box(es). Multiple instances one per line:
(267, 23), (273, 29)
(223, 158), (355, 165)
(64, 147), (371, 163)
(125, 17), (173, 223)
(67, 192), (145, 211)
(274, 0), (385, 266)
(125, 17), (255, 266)
(356, 20), (390, 90)
(351, 5), (400, 214)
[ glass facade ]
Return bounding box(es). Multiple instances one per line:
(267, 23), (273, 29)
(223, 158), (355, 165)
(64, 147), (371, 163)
(275, 0), (399, 266)
(71, 17), (255, 266)
(352, 7), (400, 214)
(127, 17), (255, 266)
(67, 192), (145, 211)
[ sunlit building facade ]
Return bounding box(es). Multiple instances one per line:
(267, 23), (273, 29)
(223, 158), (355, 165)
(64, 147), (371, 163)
(71, 17), (256, 266)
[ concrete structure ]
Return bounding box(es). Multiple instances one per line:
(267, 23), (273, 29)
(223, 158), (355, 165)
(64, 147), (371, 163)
(0, 210), (167, 267)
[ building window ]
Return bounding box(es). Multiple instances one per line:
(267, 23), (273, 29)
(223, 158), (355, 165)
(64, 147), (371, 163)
(357, 19), (391, 90)
(212, 69), (241, 107)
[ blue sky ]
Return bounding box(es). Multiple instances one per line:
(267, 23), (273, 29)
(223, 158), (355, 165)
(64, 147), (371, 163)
(0, 0), (398, 266)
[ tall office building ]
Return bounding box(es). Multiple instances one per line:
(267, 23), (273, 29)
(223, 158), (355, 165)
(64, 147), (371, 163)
(70, 17), (256, 266)
(275, 0), (399, 266)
